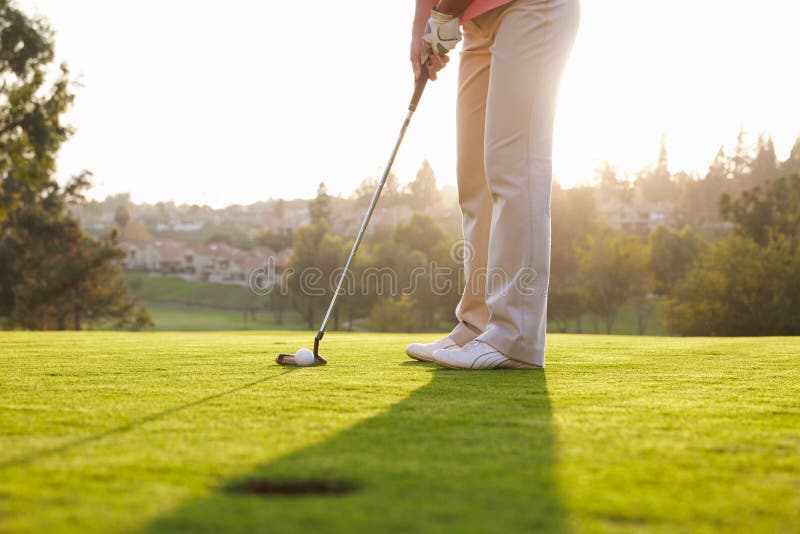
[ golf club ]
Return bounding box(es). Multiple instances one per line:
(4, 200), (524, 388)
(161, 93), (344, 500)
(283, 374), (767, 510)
(276, 66), (430, 366)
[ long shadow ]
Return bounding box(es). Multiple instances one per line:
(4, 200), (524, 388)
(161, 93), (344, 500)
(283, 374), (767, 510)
(142, 365), (565, 533)
(0, 370), (294, 470)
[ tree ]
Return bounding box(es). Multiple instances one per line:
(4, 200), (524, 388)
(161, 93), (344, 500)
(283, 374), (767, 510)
(271, 198), (286, 222)
(547, 289), (583, 333)
(748, 134), (779, 189)
(255, 228), (293, 252)
(114, 205), (130, 231)
(730, 128), (753, 182)
(381, 172), (404, 207)
(352, 176), (377, 209)
(353, 172), (403, 210)
(0, 2), (150, 330)
(677, 142), (741, 232)
(428, 238), (462, 332)
(664, 236), (800, 336)
(308, 181), (332, 226)
(370, 240), (427, 297)
(386, 213), (449, 330)
(392, 213), (446, 258)
(595, 161), (632, 204)
(316, 232), (349, 330)
(781, 137), (800, 177)
(719, 174), (800, 252)
(337, 249), (376, 331)
(286, 224), (324, 328)
(368, 295), (415, 333)
(648, 224), (705, 297)
(636, 136), (677, 203)
(0, 179), (151, 329)
(549, 184), (595, 332)
(706, 145), (731, 182)
(269, 285), (289, 326)
(285, 224), (346, 329)
(640, 224), (704, 333)
(577, 230), (649, 333)
(407, 159), (440, 212)
(0, 1), (72, 223)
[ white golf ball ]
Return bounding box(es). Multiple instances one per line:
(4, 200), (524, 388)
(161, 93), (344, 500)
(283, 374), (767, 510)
(295, 348), (315, 367)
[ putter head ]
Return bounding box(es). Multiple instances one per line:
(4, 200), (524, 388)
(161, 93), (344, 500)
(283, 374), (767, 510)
(275, 353), (328, 366)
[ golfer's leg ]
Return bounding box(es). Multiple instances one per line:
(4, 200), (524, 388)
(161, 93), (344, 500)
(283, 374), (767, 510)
(449, 22), (493, 346)
(478, 0), (580, 366)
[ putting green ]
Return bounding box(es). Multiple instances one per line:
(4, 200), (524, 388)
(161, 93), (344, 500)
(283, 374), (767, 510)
(1, 332), (798, 532)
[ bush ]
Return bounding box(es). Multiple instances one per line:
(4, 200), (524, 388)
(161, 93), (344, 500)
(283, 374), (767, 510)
(664, 236), (800, 335)
(367, 295), (415, 333)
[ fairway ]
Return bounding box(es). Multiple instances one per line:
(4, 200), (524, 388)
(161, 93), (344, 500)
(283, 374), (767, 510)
(1, 332), (798, 533)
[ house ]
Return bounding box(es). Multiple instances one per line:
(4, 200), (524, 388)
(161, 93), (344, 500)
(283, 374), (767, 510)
(119, 242), (147, 270)
(597, 199), (674, 233)
(147, 240), (187, 272)
(173, 220), (205, 232)
(226, 247), (277, 285)
(184, 242), (236, 281)
(120, 239), (281, 286)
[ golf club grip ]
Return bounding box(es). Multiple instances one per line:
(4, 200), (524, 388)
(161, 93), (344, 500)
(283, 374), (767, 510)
(409, 65), (429, 112)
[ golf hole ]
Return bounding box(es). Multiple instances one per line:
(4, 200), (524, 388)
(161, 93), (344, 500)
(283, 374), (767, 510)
(226, 477), (360, 497)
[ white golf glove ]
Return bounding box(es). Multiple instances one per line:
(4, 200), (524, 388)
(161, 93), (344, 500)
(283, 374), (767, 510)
(421, 9), (462, 65)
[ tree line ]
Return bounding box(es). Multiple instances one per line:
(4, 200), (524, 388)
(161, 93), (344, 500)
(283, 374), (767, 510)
(277, 135), (800, 336)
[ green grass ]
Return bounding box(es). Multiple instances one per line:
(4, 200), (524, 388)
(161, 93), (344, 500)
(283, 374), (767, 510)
(121, 272), (307, 331)
(124, 273), (264, 309)
(550, 302), (668, 336)
(142, 301), (666, 335)
(125, 272), (668, 335)
(1, 332), (798, 533)
(141, 303), (306, 331)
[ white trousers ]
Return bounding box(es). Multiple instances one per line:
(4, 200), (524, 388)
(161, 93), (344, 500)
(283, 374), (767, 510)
(449, 0), (580, 366)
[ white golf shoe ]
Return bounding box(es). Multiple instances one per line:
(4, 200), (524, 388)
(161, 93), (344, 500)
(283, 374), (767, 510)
(406, 336), (461, 362)
(432, 340), (541, 370)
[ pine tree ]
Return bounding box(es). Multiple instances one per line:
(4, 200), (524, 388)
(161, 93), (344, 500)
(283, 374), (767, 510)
(596, 161), (631, 204)
(272, 198), (286, 222)
(705, 146), (730, 182)
(114, 205), (130, 231)
(655, 134), (670, 182)
(780, 137), (800, 176)
(637, 136), (677, 203)
(308, 181), (332, 226)
(730, 128), (754, 193)
(408, 159), (440, 212)
(749, 134), (779, 188)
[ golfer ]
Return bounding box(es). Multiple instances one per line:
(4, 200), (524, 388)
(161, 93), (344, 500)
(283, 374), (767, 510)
(406, 0), (579, 369)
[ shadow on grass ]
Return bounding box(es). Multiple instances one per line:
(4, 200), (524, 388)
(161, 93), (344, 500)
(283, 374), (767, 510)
(0, 370), (294, 470)
(142, 364), (565, 533)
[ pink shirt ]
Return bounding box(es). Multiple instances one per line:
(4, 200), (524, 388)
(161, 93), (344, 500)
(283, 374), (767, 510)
(461, 0), (515, 22)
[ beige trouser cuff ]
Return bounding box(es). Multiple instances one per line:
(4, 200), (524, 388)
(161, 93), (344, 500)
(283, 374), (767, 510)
(478, 324), (545, 368)
(449, 321), (482, 346)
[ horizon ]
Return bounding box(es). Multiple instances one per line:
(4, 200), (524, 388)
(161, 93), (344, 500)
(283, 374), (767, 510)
(16, 0), (800, 207)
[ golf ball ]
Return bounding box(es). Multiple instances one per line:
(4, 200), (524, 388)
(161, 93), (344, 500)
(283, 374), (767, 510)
(295, 348), (315, 367)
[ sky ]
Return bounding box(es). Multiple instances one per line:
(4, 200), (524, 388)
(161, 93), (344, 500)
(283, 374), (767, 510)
(16, 0), (800, 207)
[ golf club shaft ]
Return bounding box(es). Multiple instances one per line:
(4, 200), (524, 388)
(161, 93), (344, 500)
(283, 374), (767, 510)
(314, 68), (429, 353)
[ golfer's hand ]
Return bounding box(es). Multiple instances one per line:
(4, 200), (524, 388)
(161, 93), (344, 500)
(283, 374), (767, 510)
(410, 32), (450, 81)
(411, 40), (449, 81)
(422, 9), (461, 61)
